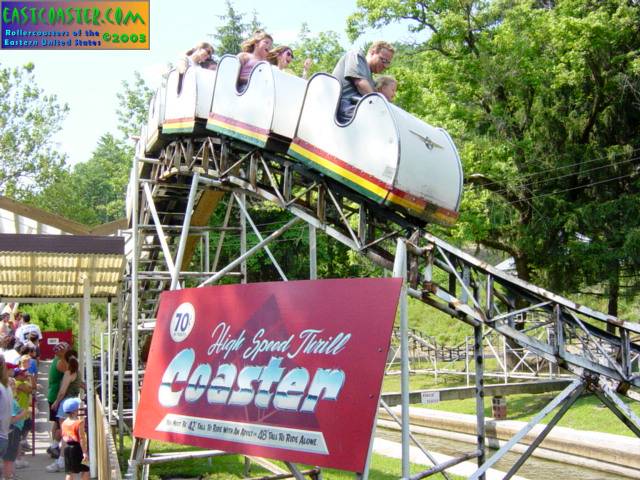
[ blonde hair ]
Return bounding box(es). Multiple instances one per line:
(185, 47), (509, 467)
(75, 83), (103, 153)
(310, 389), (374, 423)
(368, 41), (395, 55)
(375, 75), (397, 90)
(240, 30), (273, 53)
(186, 41), (214, 57)
(266, 45), (292, 66)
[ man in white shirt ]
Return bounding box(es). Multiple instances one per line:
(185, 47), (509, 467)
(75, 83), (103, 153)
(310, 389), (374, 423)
(14, 314), (42, 345)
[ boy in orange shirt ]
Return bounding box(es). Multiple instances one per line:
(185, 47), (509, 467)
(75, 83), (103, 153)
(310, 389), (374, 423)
(60, 398), (89, 480)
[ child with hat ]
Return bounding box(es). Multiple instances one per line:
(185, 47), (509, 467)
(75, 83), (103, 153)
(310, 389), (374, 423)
(60, 397), (89, 479)
(12, 367), (32, 465)
(2, 378), (29, 480)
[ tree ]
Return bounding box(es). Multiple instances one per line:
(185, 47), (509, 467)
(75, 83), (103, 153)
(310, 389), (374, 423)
(31, 133), (130, 225)
(33, 69), (151, 225)
(290, 24), (345, 77)
(347, 0), (640, 316)
(213, 0), (248, 56)
(0, 62), (69, 199)
(116, 70), (153, 141)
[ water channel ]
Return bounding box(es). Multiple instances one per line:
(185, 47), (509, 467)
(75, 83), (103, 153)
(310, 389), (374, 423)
(377, 427), (629, 480)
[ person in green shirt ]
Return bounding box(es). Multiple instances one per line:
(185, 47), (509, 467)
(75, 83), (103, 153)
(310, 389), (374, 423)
(46, 342), (69, 459)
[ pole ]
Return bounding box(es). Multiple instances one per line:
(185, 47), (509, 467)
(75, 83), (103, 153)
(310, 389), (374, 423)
(107, 300), (113, 424)
(131, 154), (140, 423)
(474, 324), (485, 480)
(83, 277), (97, 478)
(393, 239), (409, 478)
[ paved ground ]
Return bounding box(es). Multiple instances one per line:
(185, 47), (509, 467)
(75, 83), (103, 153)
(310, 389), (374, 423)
(11, 360), (67, 480)
(16, 362), (524, 480)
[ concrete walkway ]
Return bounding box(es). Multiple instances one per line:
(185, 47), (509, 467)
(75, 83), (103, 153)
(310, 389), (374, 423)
(14, 360), (66, 480)
(372, 437), (527, 480)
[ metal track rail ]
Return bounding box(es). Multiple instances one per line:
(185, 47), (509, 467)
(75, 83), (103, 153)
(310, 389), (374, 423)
(123, 133), (640, 480)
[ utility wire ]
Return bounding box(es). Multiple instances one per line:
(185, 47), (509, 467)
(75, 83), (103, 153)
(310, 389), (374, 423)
(471, 153), (640, 198)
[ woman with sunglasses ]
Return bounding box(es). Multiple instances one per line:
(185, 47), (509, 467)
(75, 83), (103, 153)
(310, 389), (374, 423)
(267, 45), (313, 79)
(177, 41), (215, 74)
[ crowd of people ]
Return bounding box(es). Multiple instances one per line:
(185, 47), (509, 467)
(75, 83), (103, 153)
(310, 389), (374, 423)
(0, 310), (88, 480)
(180, 31), (396, 121)
(0, 310), (41, 479)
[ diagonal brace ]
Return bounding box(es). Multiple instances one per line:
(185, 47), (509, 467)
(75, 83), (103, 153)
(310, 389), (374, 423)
(380, 400), (451, 480)
(503, 381), (585, 479)
(595, 383), (640, 438)
(469, 378), (584, 480)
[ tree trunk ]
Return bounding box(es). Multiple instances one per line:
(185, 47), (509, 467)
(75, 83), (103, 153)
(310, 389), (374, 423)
(607, 265), (619, 334)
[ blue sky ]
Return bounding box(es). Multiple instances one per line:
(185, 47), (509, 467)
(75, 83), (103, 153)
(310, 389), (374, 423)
(1, 1), (418, 166)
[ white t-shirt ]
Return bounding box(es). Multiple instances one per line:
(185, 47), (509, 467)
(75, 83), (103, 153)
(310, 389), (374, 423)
(15, 323), (42, 343)
(0, 383), (12, 438)
(2, 349), (20, 366)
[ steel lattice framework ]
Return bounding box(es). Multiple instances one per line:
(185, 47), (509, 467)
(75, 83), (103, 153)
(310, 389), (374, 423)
(118, 133), (640, 480)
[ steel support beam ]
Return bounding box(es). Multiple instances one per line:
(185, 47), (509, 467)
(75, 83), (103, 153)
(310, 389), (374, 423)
(393, 239), (410, 479)
(473, 324), (485, 480)
(469, 378), (584, 480)
(170, 172), (200, 290)
(503, 381), (585, 479)
(596, 383), (640, 437)
(234, 193), (288, 281)
(199, 217), (303, 287)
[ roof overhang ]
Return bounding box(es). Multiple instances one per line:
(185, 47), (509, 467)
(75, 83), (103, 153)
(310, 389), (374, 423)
(0, 234), (125, 300)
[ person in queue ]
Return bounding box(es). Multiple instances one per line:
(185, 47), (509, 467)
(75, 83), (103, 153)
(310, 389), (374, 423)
(1, 337), (20, 370)
(237, 30), (273, 89)
(45, 342), (69, 468)
(375, 75), (398, 102)
(332, 40), (395, 122)
(266, 45), (312, 79)
(177, 41), (215, 74)
(0, 313), (10, 337)
(0, 356), (12, 465)
(46, 349), (82, 473)
(14, 313), (41, 347)
(2, 377), (28, 480)
(60, 398), (89, 480)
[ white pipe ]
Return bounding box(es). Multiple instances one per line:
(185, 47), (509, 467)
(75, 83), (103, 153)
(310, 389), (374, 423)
(392, 239), (409, 478)
(83, 277), (97, 478)
(131, 153), (140, 423)
(107, 300), (113, 424)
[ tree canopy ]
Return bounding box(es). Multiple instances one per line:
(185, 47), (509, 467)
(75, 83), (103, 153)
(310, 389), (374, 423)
(349, 0), (640, 314)
(0, 63), (69, 199)
(3, 0), (640, 321)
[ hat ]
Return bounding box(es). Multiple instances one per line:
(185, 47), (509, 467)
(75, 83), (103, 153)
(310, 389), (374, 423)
(53, 342), (70, 353)
(63, 397), (81, 414)
(13, 368), (27, 376)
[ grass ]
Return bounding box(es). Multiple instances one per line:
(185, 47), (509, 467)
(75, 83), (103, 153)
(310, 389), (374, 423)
(120, 436), (463, 479)
(416, 390), (640, 437)
(382, 370), (640, 437)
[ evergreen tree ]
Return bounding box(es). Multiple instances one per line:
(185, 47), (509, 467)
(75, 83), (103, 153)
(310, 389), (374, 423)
(213, 0), (247, 56)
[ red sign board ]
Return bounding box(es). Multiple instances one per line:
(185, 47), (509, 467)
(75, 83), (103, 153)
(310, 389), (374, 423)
(40, 330), (73, 360)
(134, 278), (401, 472)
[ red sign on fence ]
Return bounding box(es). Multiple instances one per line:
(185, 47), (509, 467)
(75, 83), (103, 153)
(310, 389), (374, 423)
(134, 278), (401, 472)
(40, 330), (74, 360)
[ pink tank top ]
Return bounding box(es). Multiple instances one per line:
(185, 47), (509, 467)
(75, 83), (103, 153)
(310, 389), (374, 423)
(238, 57), (259, 87)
